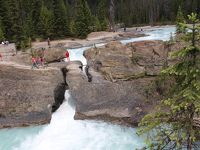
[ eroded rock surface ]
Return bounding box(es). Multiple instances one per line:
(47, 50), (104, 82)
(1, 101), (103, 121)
(84, 40), (167, 81)
(0, 64), (66, 128)
(66, 40), (167, 126)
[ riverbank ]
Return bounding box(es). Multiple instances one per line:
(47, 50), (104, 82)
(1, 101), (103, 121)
(31, 25), (175, 49)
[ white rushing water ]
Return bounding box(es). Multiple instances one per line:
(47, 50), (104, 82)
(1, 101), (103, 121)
(12, 92), (144, 150)
(0, 26), (176, 150)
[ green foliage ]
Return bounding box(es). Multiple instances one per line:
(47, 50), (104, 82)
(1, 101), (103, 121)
(0, 21), (4, 41)
(74, 0), (93, 38)
(138, 13), (200, 150)
(0, 0), (199, 49)
(96, 0), (108, 31)
(176, 6), (186, 33)
(93, 17), (101, 31)
(38, 4), (54, 38)
(53, 0), (70, 38)
(69, 20), (76, 36)
(0, 27), (4, 41)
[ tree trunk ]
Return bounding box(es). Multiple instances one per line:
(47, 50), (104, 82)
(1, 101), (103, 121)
(109, 0), (115, 32)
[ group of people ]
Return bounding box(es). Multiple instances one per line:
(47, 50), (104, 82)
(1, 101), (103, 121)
(31, 56), (45, 69)
(31, 50), (70, 69)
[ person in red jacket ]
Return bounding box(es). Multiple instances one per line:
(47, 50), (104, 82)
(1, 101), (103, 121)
(65, 50), (70, 61)
(31, 56), (39, 69)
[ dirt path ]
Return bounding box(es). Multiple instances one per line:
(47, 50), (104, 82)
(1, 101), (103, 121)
(0, 61), (57, 71)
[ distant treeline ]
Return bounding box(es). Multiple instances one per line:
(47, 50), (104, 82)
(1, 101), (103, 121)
(0, 0), (199, 49)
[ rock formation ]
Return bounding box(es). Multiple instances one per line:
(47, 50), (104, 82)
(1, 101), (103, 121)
(66, 40), (168, 126)
(0, 63), (67, 128)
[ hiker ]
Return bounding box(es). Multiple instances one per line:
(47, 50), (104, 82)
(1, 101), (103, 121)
(12, 49), (16, 56)
(93, 43), (97, 48)
(31, 56), (38, 69)
(40, 57), (45, 67)
(0, 53), (2, 61)
(36, 57), (41, 65)
(47, 37), (51, 48)
(65, 50), (70, 61)
(124, 26), (126, 32)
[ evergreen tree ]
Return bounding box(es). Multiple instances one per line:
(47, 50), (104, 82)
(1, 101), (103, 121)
(93, 16), (101, 31)
(0, 19), (4, 41)
(138, 13), (200, 150)
(0, 27), (4, 41)
(38, 4), (54, 38)
(21, 0), (36, 39)
(7, 0), (24, 48)
(176, 6), (186, 33)
(32, 0), (42, 37)
(53, 0), (70, 38)
(74, 0), (93, 38)
(97, 0), (108, 31)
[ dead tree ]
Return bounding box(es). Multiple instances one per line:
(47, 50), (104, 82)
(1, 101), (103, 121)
(109, 0), (115, 32)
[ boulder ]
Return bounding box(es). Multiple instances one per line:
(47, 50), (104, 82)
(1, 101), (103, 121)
(66, 40), (170, 126)
(66, 61), (160, 126)
(11, 47), (67, 65)
(84, 40), (167, 81)
(43, 47), (66, 63)
(127, 40), (167, 75)
(0, 64), (66, 128)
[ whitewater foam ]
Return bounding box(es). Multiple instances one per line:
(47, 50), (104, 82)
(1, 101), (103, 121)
(14, 91), (144, 150)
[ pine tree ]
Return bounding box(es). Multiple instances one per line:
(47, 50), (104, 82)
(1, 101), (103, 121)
(21, 0), (36, 39)
(0, 19), (4, 41)
(38, 4), (54, 38)
(0, 27), (4, 41)
(74, 0), (93, 38)
(93, 16), (101, 31)
(32, 0), (42, 37)
(97, 0), (108, 31)
(138, 13), (200, 150)
(7, 0), (24, 48)
(176, 6), (186, 33)
(53, 0), (70, 38)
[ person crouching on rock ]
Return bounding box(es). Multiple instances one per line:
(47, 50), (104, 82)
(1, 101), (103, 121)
(65, 50), (70, 61)
(31, 56), (39, 69)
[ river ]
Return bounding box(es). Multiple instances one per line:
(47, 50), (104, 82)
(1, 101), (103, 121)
(0, 26), (176, 150)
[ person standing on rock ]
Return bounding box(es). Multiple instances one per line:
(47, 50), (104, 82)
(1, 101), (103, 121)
(65, 50), (70, 61)
(124, 26), (126, 32)
(31, 56), (39, 69)
(47, 37), (51, 48)
(40, 56), (45, 68)
(0, 53), (2, 61)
